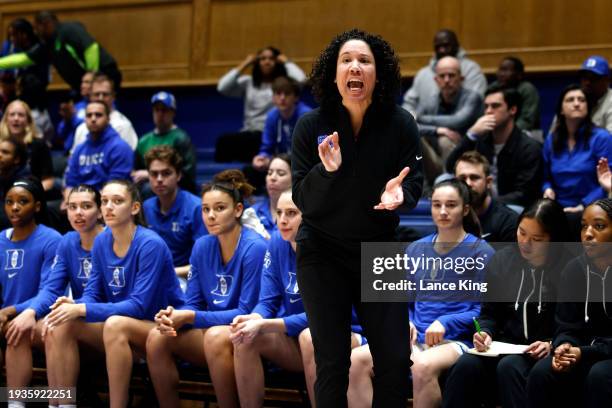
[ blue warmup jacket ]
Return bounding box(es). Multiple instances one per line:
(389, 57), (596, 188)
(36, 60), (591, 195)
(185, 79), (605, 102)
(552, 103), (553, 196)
(29, 231), (97, 318)
(182, 227), (267, 328)
(542, 126), (611, 207)
(78, 226), (184, 322)
(258, 102), (312, 157)
(0, 225), (61, 314)
(408, 233), (494, 347)
(252, 231), (307, 337)
(251, 197), (276, 235)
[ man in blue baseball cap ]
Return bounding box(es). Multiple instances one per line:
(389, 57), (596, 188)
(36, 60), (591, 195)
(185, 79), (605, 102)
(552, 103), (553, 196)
(579, 55), (612, 132)
(131, 91), (197, 194)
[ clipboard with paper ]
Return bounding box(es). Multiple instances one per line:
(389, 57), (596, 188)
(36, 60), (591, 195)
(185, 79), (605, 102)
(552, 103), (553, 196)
(467, 341), (529, 357)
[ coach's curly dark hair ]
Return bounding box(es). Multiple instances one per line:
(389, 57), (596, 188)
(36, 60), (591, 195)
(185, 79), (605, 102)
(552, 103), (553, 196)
(310, 28), (401, 113)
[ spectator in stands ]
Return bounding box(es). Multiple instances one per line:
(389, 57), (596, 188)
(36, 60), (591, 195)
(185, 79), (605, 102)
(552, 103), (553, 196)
(0, 136), (30, 229)
(146, 169), (266, 408)
(44, 179), (184, 407)
(598, 157), (611, 197)
(64, 100), (133, 192)
(246, 77), (311, 193)
(542, 84), (611, 211)
(348, 179), (493, 408)
(0, 100), (55, 193)
(0, 178), (61, 400)
(252, 77), (311, 170)
(142, 146), (206, 281)
(489, 56), (541, 132)
(251, 154), (292, 235)
(454, 151), (518, 242)
(0, 11), (121, 93)
(579, 55), (612, 132)
(71, 73), (137, 152)
(447, 85), (542, 208)
(132, 91), (197, 194)
(402, 29), (486, 114)
(56, 71), (93, 153)
(527, 198), (612, 408)
(444, 198), (571, 408)
(215, 47), (306, 163)
(0, 18), (41, 112)
(17, 71), (54, 146)
(0, 21), (47, 145)
(3, 18), (49, 93)
(414, 56), (483, 186)
(0, 24), (19, 78)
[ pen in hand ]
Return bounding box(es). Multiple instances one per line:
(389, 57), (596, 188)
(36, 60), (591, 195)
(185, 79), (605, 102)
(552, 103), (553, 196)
(473, 317), (490, 352)
(473, 316), (482, 335)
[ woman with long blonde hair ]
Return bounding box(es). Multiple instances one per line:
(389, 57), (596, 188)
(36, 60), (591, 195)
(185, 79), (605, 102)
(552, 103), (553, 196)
(0, 100), (55, 192)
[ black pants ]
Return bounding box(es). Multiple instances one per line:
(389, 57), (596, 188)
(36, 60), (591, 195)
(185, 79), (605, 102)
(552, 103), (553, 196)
(296, 233), (411, 408)
(443, 352), (537, 408)
(527, 356), (612, 408)
(214, 130), (262, 163)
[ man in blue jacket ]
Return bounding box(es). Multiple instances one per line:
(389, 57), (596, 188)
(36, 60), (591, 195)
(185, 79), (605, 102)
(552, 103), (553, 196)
(247, 76), (311, 193)
(64, 100), (133, 194)
(251, 77), (312, 171)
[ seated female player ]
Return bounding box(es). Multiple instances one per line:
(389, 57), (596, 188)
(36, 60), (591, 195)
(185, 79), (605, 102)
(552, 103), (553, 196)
(43, 180), (184, 407)
(9, 184), (104, 404)
(0, 177), (60, 406)
(348, 179), (494, 408)
(146, 169), (267, 408)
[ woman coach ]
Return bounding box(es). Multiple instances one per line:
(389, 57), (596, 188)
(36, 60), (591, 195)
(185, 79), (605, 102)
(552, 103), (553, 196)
(291, 28), (424, 407)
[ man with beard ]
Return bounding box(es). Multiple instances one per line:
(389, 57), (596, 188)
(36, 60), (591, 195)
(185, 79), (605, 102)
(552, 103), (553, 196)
(455, 150), (518, 242)
(64, 100), (132, 192)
